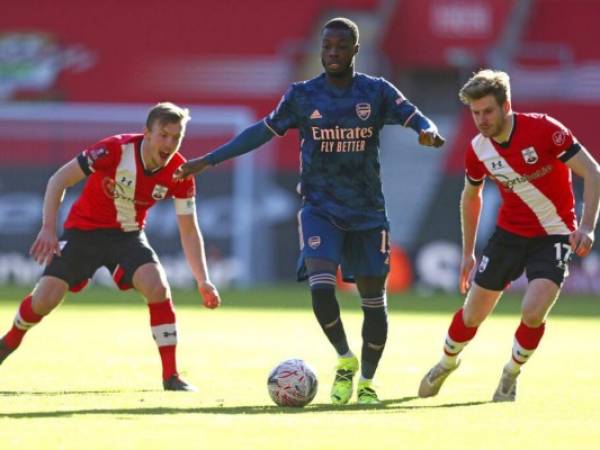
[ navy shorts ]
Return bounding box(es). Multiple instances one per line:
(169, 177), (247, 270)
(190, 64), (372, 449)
(474, 227), (572, 290)
(43, 228), (159, 292)
(296, 206), (391, 282)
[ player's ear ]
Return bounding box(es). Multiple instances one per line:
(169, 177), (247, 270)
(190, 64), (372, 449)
(354, 43), (360, 55)
(503, 100), (511, 114)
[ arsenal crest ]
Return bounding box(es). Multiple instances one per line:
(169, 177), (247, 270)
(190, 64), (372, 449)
(308, 235), (321, 249)
(521, 147), (538, 165)
(152, 184), (168, 200)
(355, 103), (371, 120)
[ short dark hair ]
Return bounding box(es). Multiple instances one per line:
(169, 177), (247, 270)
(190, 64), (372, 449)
(146, 102), (191, 130)
(322, 17), (359, 44)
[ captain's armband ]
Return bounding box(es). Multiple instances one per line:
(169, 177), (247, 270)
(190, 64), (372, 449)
(174, 197), (196, 215)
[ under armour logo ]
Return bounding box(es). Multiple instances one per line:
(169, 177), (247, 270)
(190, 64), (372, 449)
(162, 331), (177, 338)
(491, 160), (503, 170)
(120, 177), (133, 187)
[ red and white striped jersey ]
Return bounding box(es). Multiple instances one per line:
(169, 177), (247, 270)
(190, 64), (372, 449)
(465, 112), (579, 237)
(64, 134), (195, 232)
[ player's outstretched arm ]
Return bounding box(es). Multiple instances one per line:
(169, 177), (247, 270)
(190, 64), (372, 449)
(174, 121), (275, 179)
(566, 148), (600, 256)
(176, 212), (221, 309)
(30, 158), (86, 265)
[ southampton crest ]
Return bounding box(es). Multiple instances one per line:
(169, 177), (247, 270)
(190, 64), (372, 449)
(521, 147), (539, 165)
(355, 103), (371, 120)
(152, 184), (168, 200)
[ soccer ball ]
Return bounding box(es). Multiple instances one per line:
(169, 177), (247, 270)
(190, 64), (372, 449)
(267, 358), (318, 407)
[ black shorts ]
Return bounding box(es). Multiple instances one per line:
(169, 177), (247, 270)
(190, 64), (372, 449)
(43, 228), (159, 292)
(474, 227), (572, 291)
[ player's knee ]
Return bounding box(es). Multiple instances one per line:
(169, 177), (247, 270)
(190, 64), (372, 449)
(144, 284), (171, 303)
(31, 277), (68, 315)
(356, 276), (386, 299)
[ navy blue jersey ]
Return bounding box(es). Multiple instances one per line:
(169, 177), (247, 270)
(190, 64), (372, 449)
(264, 72), (430, 230)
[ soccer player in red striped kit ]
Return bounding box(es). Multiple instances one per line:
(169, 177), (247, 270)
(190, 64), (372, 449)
(419, 69), (600, 401)
(0, 102), (221, 391)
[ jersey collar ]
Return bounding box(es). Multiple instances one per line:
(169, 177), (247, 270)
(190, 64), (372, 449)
(138, 139), (161, 175)
(494, 113), (516, 148)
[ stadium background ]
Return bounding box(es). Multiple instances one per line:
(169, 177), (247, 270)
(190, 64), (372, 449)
(1, 0), (599, 294)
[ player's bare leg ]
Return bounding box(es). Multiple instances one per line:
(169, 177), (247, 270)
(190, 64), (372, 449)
(419, 284), (502, 398)
(134, 262), (195, 392)
(493, 279), (559, 401)
(0, 276), (67, 365)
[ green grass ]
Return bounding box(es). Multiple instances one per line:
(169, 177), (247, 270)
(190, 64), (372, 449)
(0, 284), (598, 450)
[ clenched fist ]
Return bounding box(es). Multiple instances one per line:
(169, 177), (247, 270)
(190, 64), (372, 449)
(198, 281), (221, 309)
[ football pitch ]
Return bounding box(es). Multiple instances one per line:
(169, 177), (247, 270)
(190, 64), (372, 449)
(0, 284), (597, 450)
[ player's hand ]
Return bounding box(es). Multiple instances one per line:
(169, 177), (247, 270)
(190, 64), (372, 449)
(198, 280), (221, 309)
(569, 227), (595, 257)
(29, 226), (61, 266)
(459, 254), (476, 295)
(173, 158), (211, 181)
(418, 129), (445, 148)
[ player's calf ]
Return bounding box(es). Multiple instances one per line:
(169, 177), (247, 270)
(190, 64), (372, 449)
(360, 296), (388, 381)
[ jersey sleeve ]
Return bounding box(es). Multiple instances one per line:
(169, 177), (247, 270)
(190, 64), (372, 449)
(465, 144), (487, 184)
(77, 138), (119, 175)
(263, 84), (299, 136)
(380, 78), (429, 129)
(543, 115), (579, 161)
(170, 176), (196, 215)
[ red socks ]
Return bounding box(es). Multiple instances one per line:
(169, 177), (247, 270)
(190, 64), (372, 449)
(512, 321), (545, 365)
(2, 295), (43, 350)
(148, 299), (178, 380)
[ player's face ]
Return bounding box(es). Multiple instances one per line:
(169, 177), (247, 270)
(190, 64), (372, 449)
(320, 28), (358, 77)
(469, 95), (510, 138)
(143, 120), (185, 170)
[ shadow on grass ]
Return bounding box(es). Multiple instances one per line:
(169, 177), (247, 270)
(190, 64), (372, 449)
(0, 389), (154, 397)
(0, 394), (491, 419)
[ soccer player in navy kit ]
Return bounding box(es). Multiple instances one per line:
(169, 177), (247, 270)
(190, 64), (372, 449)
(176, 18), (445, 404)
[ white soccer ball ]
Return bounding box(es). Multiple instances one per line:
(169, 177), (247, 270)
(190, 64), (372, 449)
(267, 358), (318, 407)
